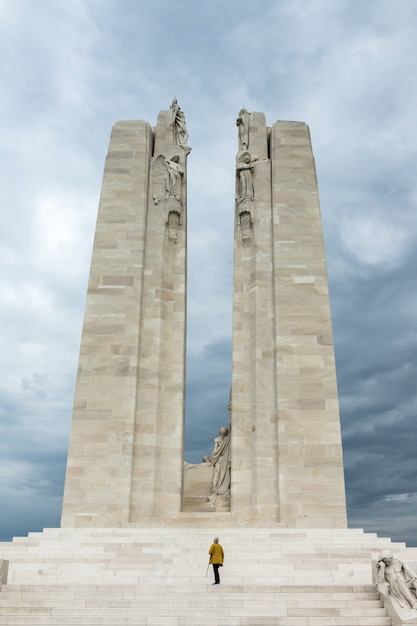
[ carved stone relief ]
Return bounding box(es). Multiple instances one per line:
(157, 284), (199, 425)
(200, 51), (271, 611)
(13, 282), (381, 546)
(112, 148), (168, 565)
(165, 155), (183, 199)
(152, 154), (184, 205)
(236, 151), (258, 206)
(376, 550), (417, 616)
(239, 210), (252, 244)
(167, 210), (181, 242)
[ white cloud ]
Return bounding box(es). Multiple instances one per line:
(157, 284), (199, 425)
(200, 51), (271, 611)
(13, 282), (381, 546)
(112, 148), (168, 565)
(340, 211), (415, 266)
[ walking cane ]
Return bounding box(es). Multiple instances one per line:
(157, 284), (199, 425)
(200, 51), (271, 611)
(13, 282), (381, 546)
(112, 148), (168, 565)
(206, 558), (211, 578)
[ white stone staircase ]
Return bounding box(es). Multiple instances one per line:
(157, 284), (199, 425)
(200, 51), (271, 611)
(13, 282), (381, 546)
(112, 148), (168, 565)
(1, 525), (416, 625)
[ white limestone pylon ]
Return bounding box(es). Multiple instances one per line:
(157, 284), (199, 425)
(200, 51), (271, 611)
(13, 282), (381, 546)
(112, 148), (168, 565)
(231, 114), (347, 527)
(61, 103), (191, 527)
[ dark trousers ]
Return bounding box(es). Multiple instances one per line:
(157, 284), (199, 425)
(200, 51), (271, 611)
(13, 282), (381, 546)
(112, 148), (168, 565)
(213, 564), (221, 583)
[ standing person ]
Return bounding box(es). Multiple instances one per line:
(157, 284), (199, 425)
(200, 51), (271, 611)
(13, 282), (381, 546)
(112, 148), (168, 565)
(208, 537), (224, 585)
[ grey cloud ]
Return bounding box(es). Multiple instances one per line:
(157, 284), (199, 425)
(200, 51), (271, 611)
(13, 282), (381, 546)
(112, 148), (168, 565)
(0, 0), (417, 546)
(185, 339), (232, 464)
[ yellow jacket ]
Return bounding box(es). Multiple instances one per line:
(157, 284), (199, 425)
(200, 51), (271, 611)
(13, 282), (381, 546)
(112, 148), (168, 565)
(209, 543), (224, 565)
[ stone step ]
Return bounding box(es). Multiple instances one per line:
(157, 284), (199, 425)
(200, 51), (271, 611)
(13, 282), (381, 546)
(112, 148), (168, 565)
(0, 596), (385, 608)
(180, 498), (215, 512)
(0, 584), (382, 597)
(5, 526), (386, 536)
(0, 599), (386, 612)
(2, 532), (405, 555)
(4, 535), (390, 547)
(0, 558), (389, 574)
(0, 607), (391, 616)
(0, 582), (379, 598)
(9, 527), (384, 536)
(0, 530), (407, 592)
(0, 527), (408, 625)
(0, 588), (390, 626)
(0, 590), (393, 624)
(0, 615), (393, 625)
(181, 493), (231, 513)
(0, 552), (378, 563)
(1, 550), (389, 563)
(5, 565), (374, 586)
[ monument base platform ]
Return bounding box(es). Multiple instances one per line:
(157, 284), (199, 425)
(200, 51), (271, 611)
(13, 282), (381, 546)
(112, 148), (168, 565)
(1, 525), (416, 624)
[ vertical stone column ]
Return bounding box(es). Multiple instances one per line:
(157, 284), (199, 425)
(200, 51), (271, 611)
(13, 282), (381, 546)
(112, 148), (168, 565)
(61, 120), (153, 527)
(231, 113), (347, 527)
(270, 121), (346, 527)
(231, 112), (280, 522)
(61, 103), (190, 527)
(129, 106), (190, 519)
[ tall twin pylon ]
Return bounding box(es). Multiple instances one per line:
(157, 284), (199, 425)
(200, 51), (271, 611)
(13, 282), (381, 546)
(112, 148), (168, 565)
(61, 102), (347, 529)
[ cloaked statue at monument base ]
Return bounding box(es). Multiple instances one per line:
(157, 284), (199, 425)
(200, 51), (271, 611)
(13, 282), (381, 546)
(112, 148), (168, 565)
(183, 425), (231, 512)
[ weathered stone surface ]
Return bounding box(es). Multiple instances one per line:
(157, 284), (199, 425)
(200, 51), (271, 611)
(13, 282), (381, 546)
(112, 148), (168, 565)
(231, 114), (347, 527)
(62, 106), (346, 529)
(61, 105), (190, 527)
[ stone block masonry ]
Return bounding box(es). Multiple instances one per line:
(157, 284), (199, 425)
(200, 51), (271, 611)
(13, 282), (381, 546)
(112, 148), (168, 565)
(61, 102), (190, 527)
(231, 113), (347, 527)
(62, 104), (346, 529)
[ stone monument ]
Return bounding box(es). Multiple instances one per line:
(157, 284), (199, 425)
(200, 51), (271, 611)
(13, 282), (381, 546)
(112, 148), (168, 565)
(5, 102), (411, 625)
(231, 112), (346, 527)
(61, 103), (347, 529)
(61, 100), (191, 526)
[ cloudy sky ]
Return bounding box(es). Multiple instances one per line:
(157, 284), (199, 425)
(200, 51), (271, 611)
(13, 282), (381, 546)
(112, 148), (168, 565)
(0, 0), (416, 546)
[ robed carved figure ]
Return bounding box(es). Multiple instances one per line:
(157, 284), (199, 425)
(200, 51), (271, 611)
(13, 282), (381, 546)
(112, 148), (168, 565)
(170, 98), (189, 147)
(236, 152), (258, 203)
(152, 154), (184, 204)
(208, 427), (231, 505)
